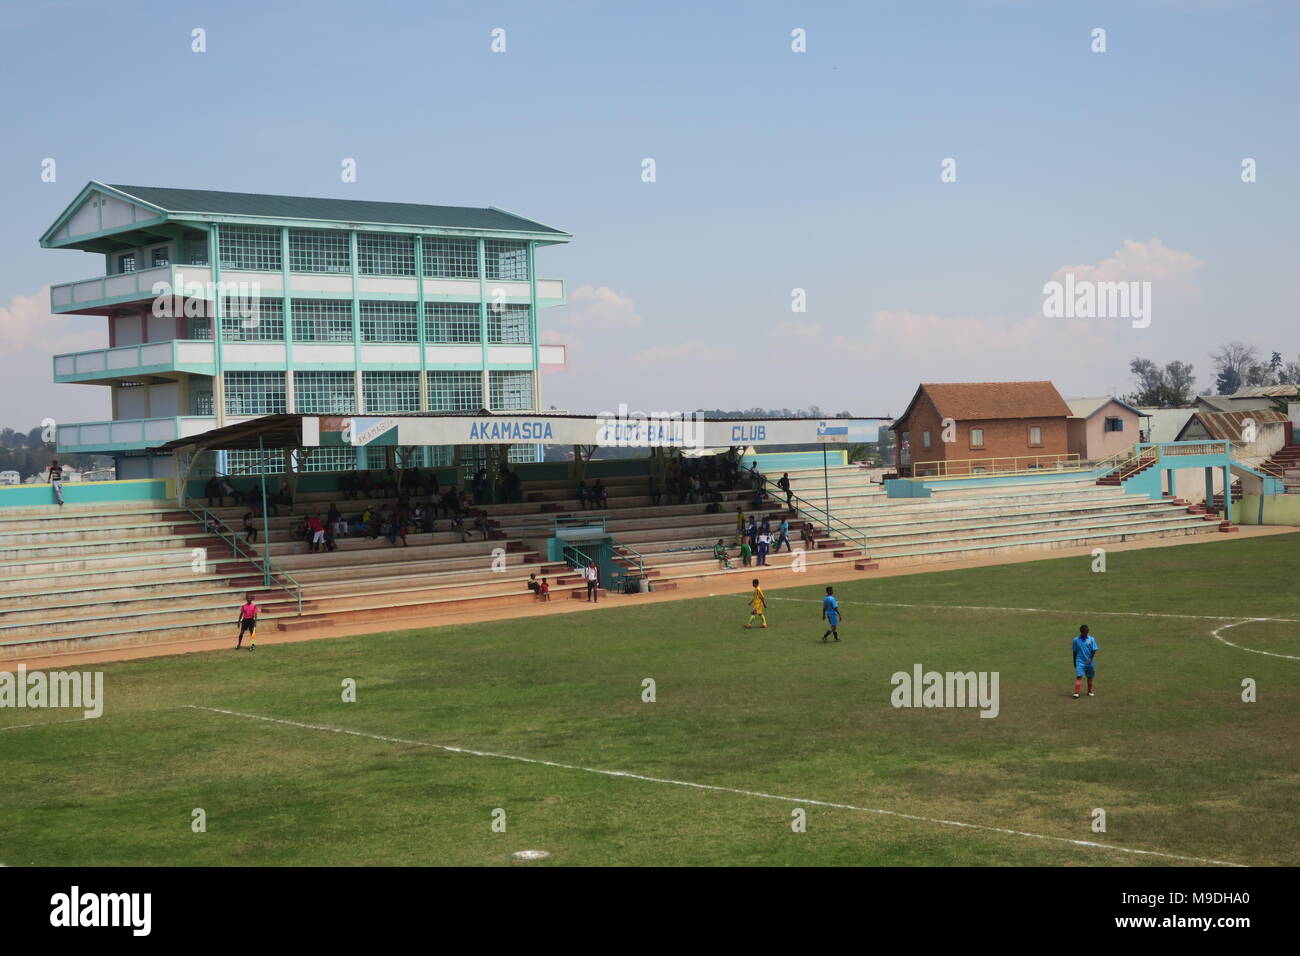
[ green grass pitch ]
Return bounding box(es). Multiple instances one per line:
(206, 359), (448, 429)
(2, 534), (1297, 867)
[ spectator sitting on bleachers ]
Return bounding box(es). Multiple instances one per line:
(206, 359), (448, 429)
(327, 502), (347, 537)
(592, 479), (608, 508)
(340, 471), (358, 500)
(357, 470), (374, 499)
(576, 480), (590, 509)
(220, 476), (244, 505)
(648, 474), (662, 505)
(450, 511), (469, 542)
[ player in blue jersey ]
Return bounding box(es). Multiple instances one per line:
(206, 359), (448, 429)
(821, 586), (842, 643)
(1071, 624), (1099, 698)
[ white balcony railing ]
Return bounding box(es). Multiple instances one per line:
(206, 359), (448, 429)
(53, 340), (216, 381)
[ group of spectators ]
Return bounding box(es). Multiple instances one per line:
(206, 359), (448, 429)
(575, 478), (609, 510)
(710, 507), (812, 569)
(239, 486), (495, 553)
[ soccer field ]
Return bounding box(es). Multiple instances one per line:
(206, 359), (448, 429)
(2, 534), (1297, 867)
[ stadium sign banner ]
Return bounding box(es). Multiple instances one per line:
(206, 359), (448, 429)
(302, 415), (878, 448)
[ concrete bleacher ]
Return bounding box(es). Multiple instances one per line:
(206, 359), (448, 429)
(773, 465), (1224, 566)
(0, 469), (872, 658)
(1, 457), (1230, 659)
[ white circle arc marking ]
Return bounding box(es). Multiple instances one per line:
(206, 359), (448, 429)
(1210, 619), (1300, 661)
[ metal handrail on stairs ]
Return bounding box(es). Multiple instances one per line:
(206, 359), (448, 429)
(187, 505), (303, 615)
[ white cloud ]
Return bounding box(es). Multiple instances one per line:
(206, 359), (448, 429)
(554, 284), (642, 330)
(0, 288), (108, 427)
(1049, 238), (1204, 295)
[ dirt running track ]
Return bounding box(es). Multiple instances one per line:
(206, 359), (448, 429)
(12, 525), (1298, 670)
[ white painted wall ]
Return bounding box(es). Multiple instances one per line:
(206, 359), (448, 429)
(115, 315), (143, 346)
(101, 195), (139, 229)
(150, 382), (181, 417)
(116, 386), (146, 419)
(147, 313), (176, 342)
(67, 196), (100, 237)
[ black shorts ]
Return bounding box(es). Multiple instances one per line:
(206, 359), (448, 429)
(239, 619), (257, 635)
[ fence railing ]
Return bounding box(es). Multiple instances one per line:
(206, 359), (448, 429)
(781, 488), (870, 554)
(908, 452), (1084, 479)
(187, 505), (303, 615)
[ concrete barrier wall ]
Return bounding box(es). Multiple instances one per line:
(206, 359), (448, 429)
(0, 478), (172, 509)
(1233, 494), (1300, 526)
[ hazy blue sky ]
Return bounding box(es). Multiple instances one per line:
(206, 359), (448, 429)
(2, 0), (1297, 425)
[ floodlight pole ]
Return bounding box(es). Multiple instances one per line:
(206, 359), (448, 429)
(259, 434), (271, 588)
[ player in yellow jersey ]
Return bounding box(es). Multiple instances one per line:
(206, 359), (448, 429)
(745, 578), (768, 629)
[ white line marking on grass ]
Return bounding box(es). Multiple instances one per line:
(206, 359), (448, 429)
(764, 595), (1300, 625)
(1210, 620), (1300, 661)
(184, 704), (1246, 867)
(0, 716), (91, 733)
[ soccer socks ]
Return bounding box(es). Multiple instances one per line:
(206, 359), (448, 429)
(1087, 678), (1094, 694)
(1074, 677), (1082, 695)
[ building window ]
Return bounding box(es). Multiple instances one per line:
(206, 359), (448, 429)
(489, 370), (533, 411)
(223, 371), (286, 416)
(151, 247), (170, 268)
(295, 446), (358, 472)
(294, 371), (356, 414)
(225, 447), (285, 475)
(422, 237), (478, 279)
(484, 240), (529, 280)
(289, 229), (351, 274)
(425, 301), (480, 343)
(221, 296), (285, 341)
(218, 225), (281, 271)
(362, 371), (420, 413)
(359, 300), (418, 342)
(970, 427), (985, 449)
(1028, 425), (1043, 446)
(181, 230), (210, 266)
(357, 232), (415, 276)
(922, 430), (932, 449)
(427, 370), (482, 411)
(487, 304), (531, 344)
(1104, 416), (1124, 433)
(118, 253), (137, 273)
(190, 389), (213, 416)
(187, 316), (213, 340)
(292, 298), (353, 342)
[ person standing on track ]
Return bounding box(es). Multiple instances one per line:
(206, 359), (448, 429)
(236, 594), (259, 650)
(583, 562), (599, 602)
(821, 586), (842, 643)
(1071, 624), (1099, 698)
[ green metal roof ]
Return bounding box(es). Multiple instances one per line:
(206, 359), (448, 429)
(106, 184), (568, 236)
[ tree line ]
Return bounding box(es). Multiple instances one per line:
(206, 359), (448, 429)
(1125, 343), (1300, 407)
(0, 427), (106, 480)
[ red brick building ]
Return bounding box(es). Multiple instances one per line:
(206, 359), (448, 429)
(890, 381), (1072, 476)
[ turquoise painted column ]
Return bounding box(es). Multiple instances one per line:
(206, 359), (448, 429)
(414, 235), (428, 468)
(528, 240), (541, 462)
(1223, 465), (1232, 520)
(210, 223), (227, 478)
(280, 226), (293, 404)
(349, 229), (363, 471)
(477, 237), (488, 410)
